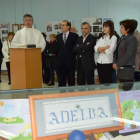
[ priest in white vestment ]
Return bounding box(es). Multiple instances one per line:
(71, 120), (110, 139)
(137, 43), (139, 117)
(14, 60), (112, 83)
(12, 14), (45, 52)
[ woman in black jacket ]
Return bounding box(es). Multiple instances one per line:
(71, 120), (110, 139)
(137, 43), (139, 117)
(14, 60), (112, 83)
(42, 33), (50, 84)
(42, 34), (59, 86)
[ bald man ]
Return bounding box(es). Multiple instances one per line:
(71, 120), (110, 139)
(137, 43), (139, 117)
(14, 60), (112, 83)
(70, 26), (78, 33)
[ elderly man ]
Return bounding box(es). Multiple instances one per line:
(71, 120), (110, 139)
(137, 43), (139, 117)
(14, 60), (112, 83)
(70, 26), (78, 34)
(73, 22), (96, 85)
(12, 14), (45, 52)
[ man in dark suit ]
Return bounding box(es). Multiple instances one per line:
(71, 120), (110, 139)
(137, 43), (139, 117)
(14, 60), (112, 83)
(57, 20), (78, 86)
(73, 22), (96, 85)
(0, 39), (3, 82)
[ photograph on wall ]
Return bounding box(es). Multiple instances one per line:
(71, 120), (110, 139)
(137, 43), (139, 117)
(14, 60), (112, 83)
(0, 23), (9, 42)
(54, 24), (58, 30)
(20, 24), (25, 29)
(103, 18), (113, 23)
(119, 90), (140, 134)
(58, 23), (61, 29)
(12, 24), (19, 34)
(2, 30), (8, 35)
(0, 23), (9, 30)
(93, 18), (102, 25)
(93, 26), (102, 32)
(46, 24), (52, 32)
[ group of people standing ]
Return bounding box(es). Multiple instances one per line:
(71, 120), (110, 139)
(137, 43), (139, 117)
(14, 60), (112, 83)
(0, 14), (139, 89)
(42, 18), (139, 89)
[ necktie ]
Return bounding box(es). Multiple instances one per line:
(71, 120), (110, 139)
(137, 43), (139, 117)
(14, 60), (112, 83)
(63, 33), (66, 44)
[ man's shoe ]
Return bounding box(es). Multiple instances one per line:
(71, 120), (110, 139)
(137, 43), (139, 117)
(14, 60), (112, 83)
(47, 83), (55, 86)
(8, 82), (11, 85)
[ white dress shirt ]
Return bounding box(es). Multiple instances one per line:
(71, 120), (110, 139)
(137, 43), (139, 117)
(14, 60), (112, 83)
(2, 40), (13, 62)
(83, 33), (89, 43)
(12, 27), (45, 52)
(94, 35), (117, 64)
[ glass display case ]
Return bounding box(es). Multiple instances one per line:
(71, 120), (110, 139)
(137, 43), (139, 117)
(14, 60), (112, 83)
(0, 82), (140, 140)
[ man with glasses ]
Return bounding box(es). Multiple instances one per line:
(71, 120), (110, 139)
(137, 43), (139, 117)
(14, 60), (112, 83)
(57, 20), (78, 87)
(73, 22), (96, 85)
(12, 14), (45, 52)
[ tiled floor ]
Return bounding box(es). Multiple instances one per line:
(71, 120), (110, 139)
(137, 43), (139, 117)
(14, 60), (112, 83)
(0, 75), (11, 90)
(0, 74), (99, 91)
(0, 75), (59, 91)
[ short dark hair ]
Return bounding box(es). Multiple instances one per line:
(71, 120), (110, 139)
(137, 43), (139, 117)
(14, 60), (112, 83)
(81, 22), (90, 28)
(8, 32), (15, 37)
(62, 20), (71, 30)
(131, 19), (138, 30)
(120, 19), (135, 34)
(42, 32), (47, 39)
(23, 14), (33, 21)
(50, 34), (56, 38)
(103, 20), (115, 39)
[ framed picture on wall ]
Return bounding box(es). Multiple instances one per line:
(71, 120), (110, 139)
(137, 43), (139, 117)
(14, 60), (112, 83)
(20, 24), (25, 29)
(12, 24), (19, 34)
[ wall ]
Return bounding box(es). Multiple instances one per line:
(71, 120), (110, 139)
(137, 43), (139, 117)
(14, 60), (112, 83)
(0, 0), (140, 70)
(0, 0), (140, 35)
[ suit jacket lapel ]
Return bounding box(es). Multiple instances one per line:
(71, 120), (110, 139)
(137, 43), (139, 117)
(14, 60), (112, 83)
(65, 32), (71, 45)
(83, 34), (91, 44)
(61, 33), (65, 45)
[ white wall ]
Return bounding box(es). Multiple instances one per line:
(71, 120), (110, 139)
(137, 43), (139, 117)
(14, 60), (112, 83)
(0, 0), (140, 35)
(0, 0), (140, 70)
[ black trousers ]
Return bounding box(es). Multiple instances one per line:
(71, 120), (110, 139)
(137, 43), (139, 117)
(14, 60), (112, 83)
(77, 58), (94, 85)
(42, 62), (50, 84)
(58, 64), (75, 87)
(6, 62), (11, 83)
(97, 63), (113, 84)
(0, 58), (2, 80)
(50, 67), (59, 83)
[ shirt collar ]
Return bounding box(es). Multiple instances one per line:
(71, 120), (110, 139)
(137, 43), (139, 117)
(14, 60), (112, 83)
(105, 34), (110, 37)
(25, 26), (34, 30)
(63, 31), (69, 35)
(125, 34), (128, 36)
(83, 33), (90, 39)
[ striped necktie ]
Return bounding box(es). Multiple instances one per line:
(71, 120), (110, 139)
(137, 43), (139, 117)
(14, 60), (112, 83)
(63, 33), (66, 44)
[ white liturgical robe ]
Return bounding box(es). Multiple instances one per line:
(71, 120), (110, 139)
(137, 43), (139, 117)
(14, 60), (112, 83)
(12, 26), (45, 52)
